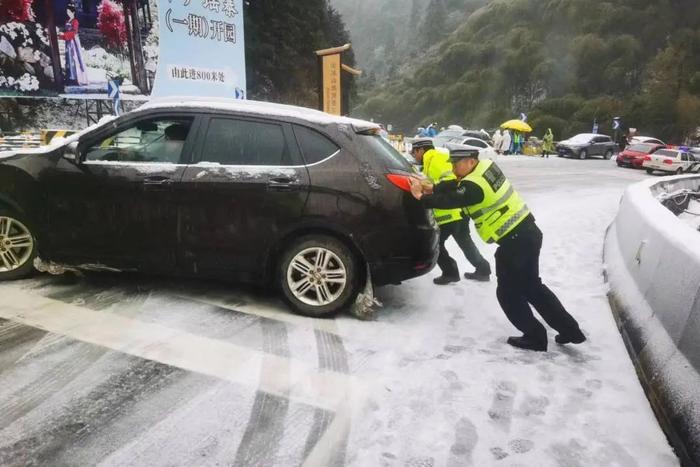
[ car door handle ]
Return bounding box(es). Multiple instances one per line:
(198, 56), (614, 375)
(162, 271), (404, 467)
(267, 177), (298, 192)
(143, 176), (174, 189)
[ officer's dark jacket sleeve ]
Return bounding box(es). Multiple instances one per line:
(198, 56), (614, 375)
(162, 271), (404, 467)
(421, 180), (484, 210)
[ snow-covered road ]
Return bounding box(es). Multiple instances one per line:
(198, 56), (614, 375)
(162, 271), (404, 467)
(0, 157), (680, 466)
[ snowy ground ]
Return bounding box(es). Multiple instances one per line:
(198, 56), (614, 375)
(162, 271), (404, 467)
(0, 157), (680, 466)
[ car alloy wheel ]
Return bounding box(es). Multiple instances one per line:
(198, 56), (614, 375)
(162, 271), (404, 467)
(676, 167), (683, 175)
(0, 215), (34, 274)
(286, 247), (347, 307)
(579, 150), (587, 160)
(604, 150), (613, 160)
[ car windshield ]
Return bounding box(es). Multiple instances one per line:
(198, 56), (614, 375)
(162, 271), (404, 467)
(628, 144), (654, 153)
(568, 134), (593, 144)
(357, 134), (412, 171)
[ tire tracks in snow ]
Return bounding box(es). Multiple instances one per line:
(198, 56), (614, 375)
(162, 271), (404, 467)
(233, 319), (291, 467)
(303, 329), (350, 467)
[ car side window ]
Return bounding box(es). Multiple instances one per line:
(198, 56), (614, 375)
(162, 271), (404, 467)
(292, 125), (340, 165)
(84, 117), (193, 163)
(201, 118), (290, 166)
(465, 139), (487, 148)
(682, 153), (689, 161)
(593, 136), (607, 143)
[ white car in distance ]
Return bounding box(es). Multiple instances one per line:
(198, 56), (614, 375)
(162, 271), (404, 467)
(643, 148), (698, 175)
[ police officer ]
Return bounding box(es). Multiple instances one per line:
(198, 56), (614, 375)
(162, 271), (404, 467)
(408, 144), (586, 351)
(411, 138), (491, 285)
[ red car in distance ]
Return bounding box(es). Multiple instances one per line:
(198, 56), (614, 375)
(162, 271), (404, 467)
(616, 143), (666, 169)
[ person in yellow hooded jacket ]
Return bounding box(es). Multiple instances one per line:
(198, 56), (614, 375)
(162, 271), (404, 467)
(411, 138), (491, 285)
(408, 143), (586, 352)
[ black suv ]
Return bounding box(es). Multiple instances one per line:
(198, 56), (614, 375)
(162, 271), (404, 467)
(0, 98), (438, 316)
(556, 133), (618, 160)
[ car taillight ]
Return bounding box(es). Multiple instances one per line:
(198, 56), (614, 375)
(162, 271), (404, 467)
(663, 159), (673, 165)
(386, 173), (412, 192)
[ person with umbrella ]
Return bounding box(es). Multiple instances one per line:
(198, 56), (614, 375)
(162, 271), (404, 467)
(501, 120), (532, 156)
(407, 143), (586, 352)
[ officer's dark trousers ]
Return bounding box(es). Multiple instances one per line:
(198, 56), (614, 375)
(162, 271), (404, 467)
(495, 220), (581, 342)
(437, 218), (491, 278)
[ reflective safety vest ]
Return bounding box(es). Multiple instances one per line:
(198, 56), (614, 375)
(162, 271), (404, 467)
(422, 148), (463, 225)
(460, 160), (530, 243)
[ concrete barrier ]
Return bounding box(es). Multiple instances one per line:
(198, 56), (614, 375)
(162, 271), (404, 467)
(604, 174), (700, 465)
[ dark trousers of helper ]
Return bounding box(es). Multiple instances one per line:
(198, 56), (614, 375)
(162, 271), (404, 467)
(494, 221), (581, 343)
(437, 218), (491, 278)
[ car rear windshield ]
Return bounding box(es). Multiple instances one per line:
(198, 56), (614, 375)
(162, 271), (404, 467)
(655, 149), (677, 157)
(356, 134), (412, 171)
(628, 144), (654, 153)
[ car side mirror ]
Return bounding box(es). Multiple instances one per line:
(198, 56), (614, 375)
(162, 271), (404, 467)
(63, 141), (80, 162)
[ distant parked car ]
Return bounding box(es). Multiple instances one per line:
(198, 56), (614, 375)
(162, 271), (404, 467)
(556, 133), (618, 160)
(433, 127), (490, 148)
(457, 137), (499, 161)
(643, 148), (699, 175)
(617, 143), (666, 169)
(628, 136), (665, 146)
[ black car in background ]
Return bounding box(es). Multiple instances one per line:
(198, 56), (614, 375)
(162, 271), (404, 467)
(556, 133), (618, 160)
(0, 98), (438, 316)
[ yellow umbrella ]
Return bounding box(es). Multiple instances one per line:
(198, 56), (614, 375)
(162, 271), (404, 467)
(500, 120), (533, 133)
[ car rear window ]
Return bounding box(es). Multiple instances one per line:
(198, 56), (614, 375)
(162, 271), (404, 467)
(292, 125), (340, 165)
(628, 144), (654, 153)
(356, 134), (412, 171)
(655, 149), (677, 158)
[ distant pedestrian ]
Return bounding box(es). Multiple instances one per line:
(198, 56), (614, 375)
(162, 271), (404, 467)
(492, 129), (503, 154)
(512, 131), (522, 155)
(542, 128), (554, 158)
(427, 123), (438, 137)
(500, 130), (512, 155)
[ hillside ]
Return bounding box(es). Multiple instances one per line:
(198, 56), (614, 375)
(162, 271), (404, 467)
(347, 0), (700, 142)
(245, 1), (356, 110)
(330, 0), (489, 84)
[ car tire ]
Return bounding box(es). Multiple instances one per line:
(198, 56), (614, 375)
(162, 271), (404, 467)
(676, 167), (683, 175)
(604, 150), (613, 160)
(646, 169), (654, 175)
(579, 150), (587, 160)
(0, 209), (36, 281)
(279, 235), (359, 317)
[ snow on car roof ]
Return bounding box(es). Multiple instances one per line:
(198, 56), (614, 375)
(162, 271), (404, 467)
(140, 97), (379, 130)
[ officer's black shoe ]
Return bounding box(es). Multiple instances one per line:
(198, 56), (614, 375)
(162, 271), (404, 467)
(507, 336), (547, 352)
(555, 329), (587, 345)
(433, 275), (460, 285)
(464, 271), (490, 282)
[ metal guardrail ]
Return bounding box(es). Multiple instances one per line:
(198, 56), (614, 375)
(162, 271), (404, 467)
(0, 133), (42, 152)
(0, 130), (76, 152)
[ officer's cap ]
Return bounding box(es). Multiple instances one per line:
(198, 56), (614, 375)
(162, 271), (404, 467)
(446, 143), (480, 161)
(411, 138), (434, 150)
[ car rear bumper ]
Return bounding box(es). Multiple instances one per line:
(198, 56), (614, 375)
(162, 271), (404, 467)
(368, 226), (439, 286)
(643, 162), (673, 172)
